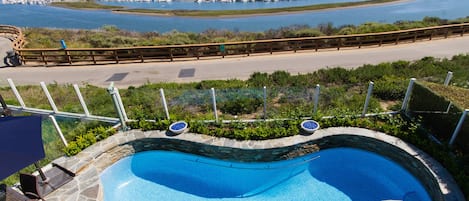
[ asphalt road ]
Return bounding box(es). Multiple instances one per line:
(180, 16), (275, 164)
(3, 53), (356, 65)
(1, 36), (469, 88)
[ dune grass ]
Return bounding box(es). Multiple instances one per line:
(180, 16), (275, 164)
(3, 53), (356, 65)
(51, 1), (124, 10)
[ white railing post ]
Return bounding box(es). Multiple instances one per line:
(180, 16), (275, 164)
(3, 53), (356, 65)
(446, 102), (452, 113)
(40, 81), (59, 113)
(444, 71), (453, 86)
(49, 115), (68, 147)
(107, 82), (127, 130)
(401, 78), (416, 112)
(160, 88), (170, 120)
(114, 87), (128, 121)
(211, 88), (218, 122)
(362, 81), (374, 117)
(73, 84), (90, 117)
(263, 86), (267, 120)
(449, 109), (469, 146)
(7, 78), (26, 108)
(313, 84), (320, 114)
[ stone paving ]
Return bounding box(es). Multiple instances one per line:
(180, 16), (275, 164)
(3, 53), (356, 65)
(44, 127), (465, 201)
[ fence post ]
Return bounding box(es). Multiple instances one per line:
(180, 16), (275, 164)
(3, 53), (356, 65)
(449, 109), (469, 146)
(73, 84), (90, 117)
(401, 78), (416, 112)
(160, 88), (170, 120)
(313, 84), (320, 114)
(211, 88), (218, 122)
(446, 102), (453, 113)
(362, 81), (374, 117)
(263, 86), (267, 120)
(40, 81), (59, 113)
(107, 83), (127, 130)
(114, 87), (128, 121)
(7, 78), (26, 108)
(49, 115), (68, 147)
(444, 71), (453, 86)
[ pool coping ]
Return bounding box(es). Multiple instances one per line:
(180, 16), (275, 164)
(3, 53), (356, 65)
(44, 127), (465, 201)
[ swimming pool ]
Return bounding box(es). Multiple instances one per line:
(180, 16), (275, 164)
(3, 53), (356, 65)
(100, 147), (431, 201)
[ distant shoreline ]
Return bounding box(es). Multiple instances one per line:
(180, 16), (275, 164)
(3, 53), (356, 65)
(52, 0), (409, 18)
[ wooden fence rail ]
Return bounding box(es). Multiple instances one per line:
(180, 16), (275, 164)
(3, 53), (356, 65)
(2, 23), (469, 66)
(0, 25), (25, 50)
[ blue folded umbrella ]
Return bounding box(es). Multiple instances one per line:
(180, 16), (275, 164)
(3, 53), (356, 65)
(0, 116), (44, 181)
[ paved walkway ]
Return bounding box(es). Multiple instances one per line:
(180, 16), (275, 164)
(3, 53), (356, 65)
(0, 36), (469, 88)
(0, 37), (12, 68)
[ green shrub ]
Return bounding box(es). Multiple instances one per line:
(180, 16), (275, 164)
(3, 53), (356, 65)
(269, 71), (291, 86)
(291, 29), (323, 37)
(315, 68), (351, 85)
(188, 120), (303, 140)
(196, 79), (246, 89)
(63, 126), (116, 156)
(128, 119), (171, 131)
(75, 133), (96, 149)
(355, 22), (400, 34)
(63, 141), (81, 156)
(247, 72), (270, 87)
(373, 76), (407, 100)
(91, 126), (117, 141)
(186, 114), (420, 141)
(220, 97), (263, 115)
(22, 17), (467, 49)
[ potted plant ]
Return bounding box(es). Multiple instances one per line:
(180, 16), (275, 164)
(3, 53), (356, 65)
(169, 121), (188, 134)
(300, 120), (320, 134)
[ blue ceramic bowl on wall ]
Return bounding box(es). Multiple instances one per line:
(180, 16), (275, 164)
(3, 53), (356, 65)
(300, 120), (320, 134)
(169, 121), (188, 134)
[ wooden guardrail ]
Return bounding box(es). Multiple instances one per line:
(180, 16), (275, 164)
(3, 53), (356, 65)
(11, 23), (469, 66)
(0, 25), (25, 50)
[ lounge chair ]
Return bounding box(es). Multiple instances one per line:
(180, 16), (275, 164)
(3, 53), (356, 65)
(0, 184), (5, 201)
(1, 183), (36, 201)
(18, 174), (42, 200)
(19, 163), (75, 200)
(0, 94), (12, 117)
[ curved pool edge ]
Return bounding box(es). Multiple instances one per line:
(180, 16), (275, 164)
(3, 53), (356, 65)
(45, 127), (465, 201)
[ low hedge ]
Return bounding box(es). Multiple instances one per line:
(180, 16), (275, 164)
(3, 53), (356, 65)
(63, 126), (117, 156)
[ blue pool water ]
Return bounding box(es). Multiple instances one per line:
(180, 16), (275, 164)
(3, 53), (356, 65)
(100, 148), (431, 201)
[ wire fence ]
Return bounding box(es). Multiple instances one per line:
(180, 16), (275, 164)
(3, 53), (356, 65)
(1, 71), (468, 158)
(406, 80), (469, 151)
